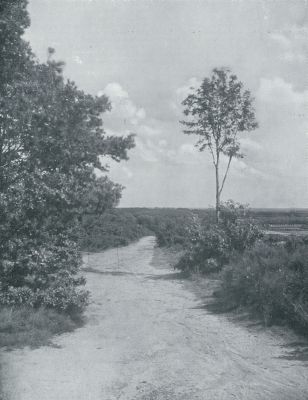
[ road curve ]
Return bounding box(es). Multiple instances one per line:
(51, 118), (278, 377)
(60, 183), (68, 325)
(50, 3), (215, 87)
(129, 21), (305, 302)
(1, 236), (307, 400)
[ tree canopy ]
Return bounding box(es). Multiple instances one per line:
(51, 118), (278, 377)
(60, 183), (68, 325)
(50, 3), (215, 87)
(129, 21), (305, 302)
(181, 68), (258, 221)
(0, 0), (135, 312)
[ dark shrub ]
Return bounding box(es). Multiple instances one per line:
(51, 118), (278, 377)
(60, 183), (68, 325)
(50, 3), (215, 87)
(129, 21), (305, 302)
(0, 306), (81, 348)
(175, 201), (262, 275)
(218, 242), (308, 329)
(175, 226), (229, 274)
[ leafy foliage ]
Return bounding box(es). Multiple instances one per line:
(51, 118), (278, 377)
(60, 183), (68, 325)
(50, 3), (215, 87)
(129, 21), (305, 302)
(181, 68), (258, 221)
(220, 200), (263, 252)
(175, 201), (262, 274)
(0, 1), (134, 312)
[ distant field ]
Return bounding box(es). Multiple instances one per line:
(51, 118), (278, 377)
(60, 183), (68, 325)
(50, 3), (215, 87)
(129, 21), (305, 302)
(249, 208), (308, 236)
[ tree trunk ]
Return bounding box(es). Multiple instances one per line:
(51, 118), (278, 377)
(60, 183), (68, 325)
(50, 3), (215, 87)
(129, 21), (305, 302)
(215, 163), (220, 223)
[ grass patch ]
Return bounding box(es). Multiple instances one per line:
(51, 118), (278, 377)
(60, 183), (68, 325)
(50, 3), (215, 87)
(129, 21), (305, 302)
(0, 306), (83, 349)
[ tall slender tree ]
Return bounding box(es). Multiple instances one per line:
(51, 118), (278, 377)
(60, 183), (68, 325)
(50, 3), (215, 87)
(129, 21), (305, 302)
(181, 68), (258, 222)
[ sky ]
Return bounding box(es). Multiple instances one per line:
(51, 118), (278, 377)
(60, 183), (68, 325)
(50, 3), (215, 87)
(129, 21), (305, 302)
(25, 0), (308, 208)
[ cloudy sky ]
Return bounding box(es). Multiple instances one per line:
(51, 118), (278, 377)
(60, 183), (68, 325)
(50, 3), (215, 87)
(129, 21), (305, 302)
(26, 0), (308, 208)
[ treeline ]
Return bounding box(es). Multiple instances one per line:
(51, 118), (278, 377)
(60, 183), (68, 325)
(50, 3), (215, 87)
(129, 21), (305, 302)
(0, 0), (134, 346)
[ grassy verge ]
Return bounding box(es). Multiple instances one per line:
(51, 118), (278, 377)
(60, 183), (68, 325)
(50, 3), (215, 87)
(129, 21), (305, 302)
(0, 306), (83, 349)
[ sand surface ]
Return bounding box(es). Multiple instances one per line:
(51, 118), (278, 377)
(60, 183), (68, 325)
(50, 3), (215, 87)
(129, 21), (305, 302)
(1, 236), (307, 399)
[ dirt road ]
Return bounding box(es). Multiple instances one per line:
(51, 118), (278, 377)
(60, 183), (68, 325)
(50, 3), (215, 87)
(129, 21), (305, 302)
(1, 236), (307, 399)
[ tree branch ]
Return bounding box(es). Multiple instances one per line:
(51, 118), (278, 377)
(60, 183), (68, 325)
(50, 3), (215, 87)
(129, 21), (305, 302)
(219, 155), (232, 195)
(208, 143), (216, 166)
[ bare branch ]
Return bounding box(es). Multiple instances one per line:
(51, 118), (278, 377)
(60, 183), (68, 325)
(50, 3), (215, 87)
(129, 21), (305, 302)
(219, 155), (232, 195)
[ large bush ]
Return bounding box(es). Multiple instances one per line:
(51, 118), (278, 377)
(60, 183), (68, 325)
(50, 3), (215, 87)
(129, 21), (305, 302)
(175, 226), (229, 273)
(175, 201), (262, 274)
(220, 200), (263, 252)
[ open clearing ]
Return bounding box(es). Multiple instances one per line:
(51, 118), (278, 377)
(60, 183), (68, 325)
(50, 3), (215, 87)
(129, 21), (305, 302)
(1, 236), (307, 400)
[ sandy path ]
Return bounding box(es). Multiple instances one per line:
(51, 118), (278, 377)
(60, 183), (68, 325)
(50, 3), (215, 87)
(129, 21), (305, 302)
(1, 236), (307, 400)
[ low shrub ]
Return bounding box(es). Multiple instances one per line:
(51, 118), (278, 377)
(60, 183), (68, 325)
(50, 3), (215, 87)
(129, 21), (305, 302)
(175, 226), (229, 274)
(217, 241), (308, 329)
(0, 306), (81, 348)
(0, 283), (89, 314)
(220, 201), (263, 252)
(175, 201), (262, 275)
(34, 282), (89, 313)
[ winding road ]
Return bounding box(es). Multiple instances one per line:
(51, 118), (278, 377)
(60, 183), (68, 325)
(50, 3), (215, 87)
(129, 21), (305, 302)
(1, 236), (308, 399)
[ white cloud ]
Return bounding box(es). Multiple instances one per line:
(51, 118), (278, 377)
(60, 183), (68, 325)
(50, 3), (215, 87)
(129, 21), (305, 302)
(170, 77), (202, 116)
(282, 51), (306, 63)
(134, 137), (158, 163)
(138, 124), (162, 137)
(133, 137), (200, 165)
(269, 32), (290, 48)
(104, 127), (131, 137)
(73, 55), (83, 64)
(257, 77), (308, 134)
(98, 82), (146, 127)
(122, 165), (133, 179)
(175, 77), (201, 100)
(269, 30), (307, 65)
(100, 83), (178, 166)
(223, 157), (269, 180)
(240, 137), (262, 152)
(135, 108), (146, 120)
(99, 82), (128, 99)
(254, 75), (308, 186)
(258, 77), (308, 106)
(179, 143), (196, 155)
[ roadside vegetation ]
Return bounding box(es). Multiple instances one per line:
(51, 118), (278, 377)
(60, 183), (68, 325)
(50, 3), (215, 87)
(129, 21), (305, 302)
(218, 237), (308, 329)
(151, 201), (308, 334)
(0, 306), (81, 348)
(79, 200), (308, 334)
(0, 0), (134, 348)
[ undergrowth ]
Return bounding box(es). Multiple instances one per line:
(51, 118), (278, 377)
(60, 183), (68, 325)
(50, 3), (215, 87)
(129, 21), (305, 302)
(0, 306), (83, 349)
(216, 240), (308, 331)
